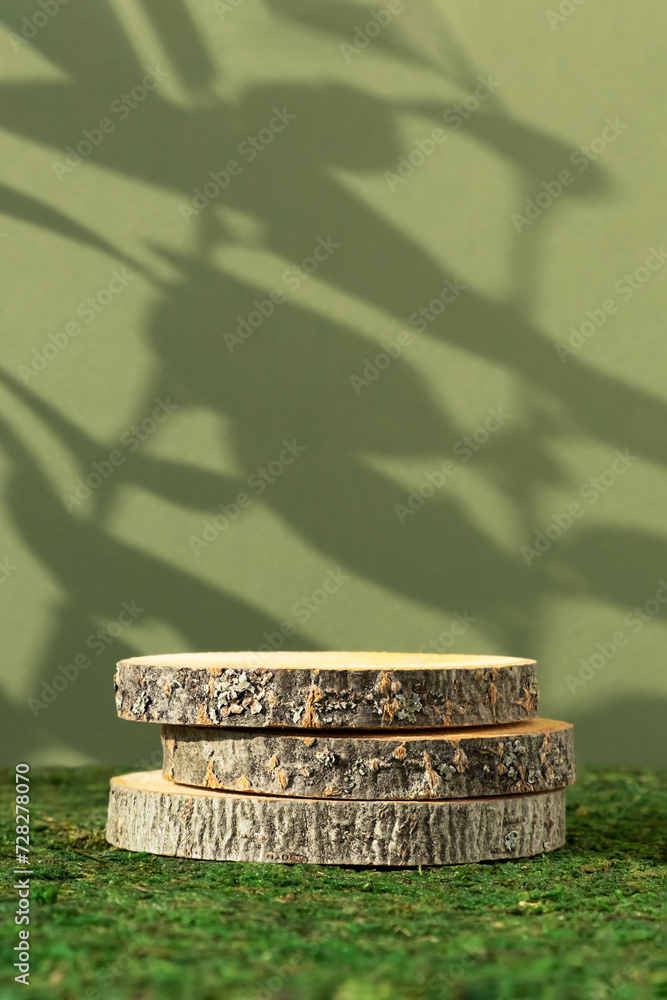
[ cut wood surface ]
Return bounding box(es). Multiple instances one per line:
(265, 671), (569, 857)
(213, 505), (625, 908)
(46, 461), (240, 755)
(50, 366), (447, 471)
(116, 651), (539, 729)
(161, 718), (574, 800)
(106, 771), (566, 866)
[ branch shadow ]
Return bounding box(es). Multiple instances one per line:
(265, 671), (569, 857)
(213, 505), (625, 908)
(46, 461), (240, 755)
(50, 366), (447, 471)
(0, 0), (663, 763)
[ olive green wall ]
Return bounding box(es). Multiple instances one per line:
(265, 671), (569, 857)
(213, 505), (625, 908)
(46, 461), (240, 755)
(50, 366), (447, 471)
(1, 0), (665, 767)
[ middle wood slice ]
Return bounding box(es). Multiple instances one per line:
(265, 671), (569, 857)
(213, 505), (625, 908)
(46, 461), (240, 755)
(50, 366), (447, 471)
(161, 718), (575, 800)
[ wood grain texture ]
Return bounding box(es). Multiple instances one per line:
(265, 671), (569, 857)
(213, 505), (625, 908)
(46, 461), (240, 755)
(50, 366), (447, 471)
(161, 718), (574, 800)
(106, 771), (566, 865)
(115, 652), (539, 729)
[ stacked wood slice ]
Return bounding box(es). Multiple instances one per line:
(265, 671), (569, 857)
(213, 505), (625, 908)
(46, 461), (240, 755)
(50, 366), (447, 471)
(107, 652), (575, 866)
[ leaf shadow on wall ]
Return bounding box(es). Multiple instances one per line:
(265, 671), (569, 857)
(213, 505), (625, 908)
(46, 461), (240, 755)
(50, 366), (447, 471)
(0, 0), (664, 763)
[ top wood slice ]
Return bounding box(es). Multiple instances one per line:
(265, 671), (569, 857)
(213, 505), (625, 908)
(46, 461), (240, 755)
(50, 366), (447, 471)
(115, 651), (538, 729)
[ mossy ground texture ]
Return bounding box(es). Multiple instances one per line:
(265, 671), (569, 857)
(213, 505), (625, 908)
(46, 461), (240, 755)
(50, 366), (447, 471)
(1, 767), (665, 1000)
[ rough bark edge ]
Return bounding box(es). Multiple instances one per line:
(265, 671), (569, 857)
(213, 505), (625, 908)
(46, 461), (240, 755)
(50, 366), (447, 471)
(160, 720), (575, 800)
(106, 771), (566, 866)
(115, 662), (539, 729)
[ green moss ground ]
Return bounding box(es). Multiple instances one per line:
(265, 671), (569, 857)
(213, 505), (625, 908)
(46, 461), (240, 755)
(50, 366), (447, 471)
(1, 767), (665, 1000)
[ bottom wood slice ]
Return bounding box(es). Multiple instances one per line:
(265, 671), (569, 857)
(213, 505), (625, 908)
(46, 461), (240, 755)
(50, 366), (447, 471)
(106, 771), (566, 866)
